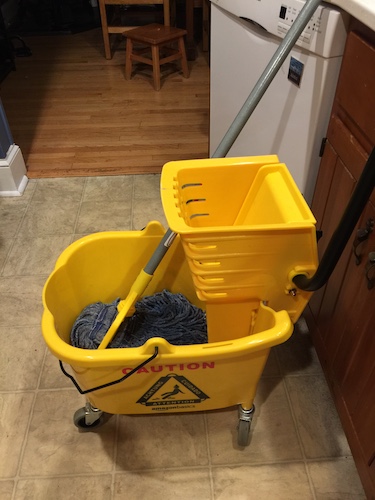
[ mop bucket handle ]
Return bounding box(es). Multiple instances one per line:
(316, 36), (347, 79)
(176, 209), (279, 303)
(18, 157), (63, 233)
(59, 347), (159, 395)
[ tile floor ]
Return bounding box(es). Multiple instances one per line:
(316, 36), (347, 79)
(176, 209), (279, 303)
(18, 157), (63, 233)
(0, 175), (367, 499)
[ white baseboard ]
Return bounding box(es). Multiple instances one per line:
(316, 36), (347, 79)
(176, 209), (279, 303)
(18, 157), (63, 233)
(0, 145), (29, 197)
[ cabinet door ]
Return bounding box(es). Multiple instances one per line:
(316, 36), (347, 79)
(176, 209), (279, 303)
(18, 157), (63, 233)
(330, 201), (375, 408)
(308, 119), (364, 340)
(315, 155), (356, 339)
(334, 31), (375, 148)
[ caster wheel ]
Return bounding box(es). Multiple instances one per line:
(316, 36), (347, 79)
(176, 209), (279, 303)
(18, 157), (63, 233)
(73, 407), (105, 431)
(237, 404), (254, 447)
(237, 418), (251, 447)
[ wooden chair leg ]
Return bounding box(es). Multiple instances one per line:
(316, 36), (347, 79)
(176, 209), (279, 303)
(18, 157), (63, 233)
(163, 0), (170, 26)
(151, 45), (161, 90)
(125, 38), (133, 80)
(178, 37), (189, 78)
(99, 0), (112, 59)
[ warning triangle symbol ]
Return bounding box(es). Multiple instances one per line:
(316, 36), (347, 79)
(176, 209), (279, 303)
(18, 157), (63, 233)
(137, 373), (209, 407)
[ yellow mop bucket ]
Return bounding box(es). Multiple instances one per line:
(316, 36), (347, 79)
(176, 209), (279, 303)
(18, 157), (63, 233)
(42, 222), (292, 434)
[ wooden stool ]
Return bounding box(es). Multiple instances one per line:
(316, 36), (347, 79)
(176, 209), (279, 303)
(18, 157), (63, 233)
(125, 23), (189, 90)
(98, 0), (171, 60)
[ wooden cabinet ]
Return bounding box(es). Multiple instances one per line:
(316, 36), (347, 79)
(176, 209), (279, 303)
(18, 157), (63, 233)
(305, 29), (375, 498)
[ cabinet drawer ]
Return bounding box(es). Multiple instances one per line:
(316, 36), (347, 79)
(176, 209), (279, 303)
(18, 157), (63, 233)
(335, 31), (375, 145)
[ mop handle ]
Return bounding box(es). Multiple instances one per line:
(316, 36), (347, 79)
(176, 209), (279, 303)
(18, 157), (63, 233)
(145, 0), (322, 268)
(98, 229), (178, 349)
(143, 228), (177, 274)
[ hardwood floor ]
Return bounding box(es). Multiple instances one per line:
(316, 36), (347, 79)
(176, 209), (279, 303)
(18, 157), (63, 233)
(0, 28), (209, 178)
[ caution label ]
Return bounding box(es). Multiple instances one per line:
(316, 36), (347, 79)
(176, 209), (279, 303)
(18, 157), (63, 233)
(137, 373), (209, 408)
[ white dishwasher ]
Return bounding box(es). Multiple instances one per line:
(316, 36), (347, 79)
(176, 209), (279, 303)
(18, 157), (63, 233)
(209, 0), (349, 204)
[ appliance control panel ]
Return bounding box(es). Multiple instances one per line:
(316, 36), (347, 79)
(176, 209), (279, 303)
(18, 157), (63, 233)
(277, 2), (324, 45)
(210, 0), (349, 57)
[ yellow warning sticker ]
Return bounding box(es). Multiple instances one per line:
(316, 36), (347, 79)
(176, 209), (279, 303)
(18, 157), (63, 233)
(137, 373), (209, 408)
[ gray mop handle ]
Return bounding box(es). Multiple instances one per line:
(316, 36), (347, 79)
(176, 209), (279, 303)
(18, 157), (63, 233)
(212, 0), (321, 159)
(144, 0), (321, 277)
(143, 228), (177, 275)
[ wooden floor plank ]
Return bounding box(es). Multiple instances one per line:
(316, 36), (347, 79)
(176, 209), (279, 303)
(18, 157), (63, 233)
(1, 28), (209, 178)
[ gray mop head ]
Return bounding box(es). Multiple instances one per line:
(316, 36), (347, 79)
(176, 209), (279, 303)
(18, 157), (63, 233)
(71, 290), (207, 349)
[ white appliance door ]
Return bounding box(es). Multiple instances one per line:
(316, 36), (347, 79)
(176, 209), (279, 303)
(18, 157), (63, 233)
(210, 4), (342, 203)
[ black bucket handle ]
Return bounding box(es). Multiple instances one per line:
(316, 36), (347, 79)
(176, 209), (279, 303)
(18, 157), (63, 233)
(293, 146), (375, 292)
(59, 346), (159, 395)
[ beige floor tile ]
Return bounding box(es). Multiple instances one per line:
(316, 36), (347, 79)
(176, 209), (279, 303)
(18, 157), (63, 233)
(133, 174), (161, 200)
(212, 463), (314, 499)
(0, 238), (13, 273)
(32, 177), (85, 203)
(285, 374), (351, 458)
(83, 176), (134, 202)
(18, 200), (81, 237)
(0, 326), (45, 391)
(72, 232), (99, 241)
(132, 174), (167, 229)
(0, 392), (35, 478)
(20, 390), (116, 476)
(116, 413), (209, 471)
(0, 194), (29, 211)
(275, 325), (322, 377)
(207, 378), (302, 465)
(114, 468), (212, 499)
(132, 198), (168, 231)
(0, 480), (14, 500)
(2, 235), (72, 277)
(0, 204), (27, 239)
(39, 351), (72, 390)
(76, 200), (132, 233)
(261, 349), (280, 378)
(0, 276), (46, 327)
(15, 475), (113, 500)
(307, 458), (366, 499)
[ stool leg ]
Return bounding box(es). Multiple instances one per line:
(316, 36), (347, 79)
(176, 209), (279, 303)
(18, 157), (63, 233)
(125, 38), (133, 80)
(99, 0), (111, 59)
(151, 45), (161, 91)
(178, 37), (189, 79)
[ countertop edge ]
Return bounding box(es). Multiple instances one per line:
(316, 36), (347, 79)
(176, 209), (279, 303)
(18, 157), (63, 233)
(326, 0), (375, 32)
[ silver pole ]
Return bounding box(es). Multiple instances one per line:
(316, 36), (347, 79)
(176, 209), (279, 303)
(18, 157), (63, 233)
(212, 0), (322, 158)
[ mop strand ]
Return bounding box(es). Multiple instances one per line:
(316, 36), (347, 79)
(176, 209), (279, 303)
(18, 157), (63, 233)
(71, 290), (208, 349)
